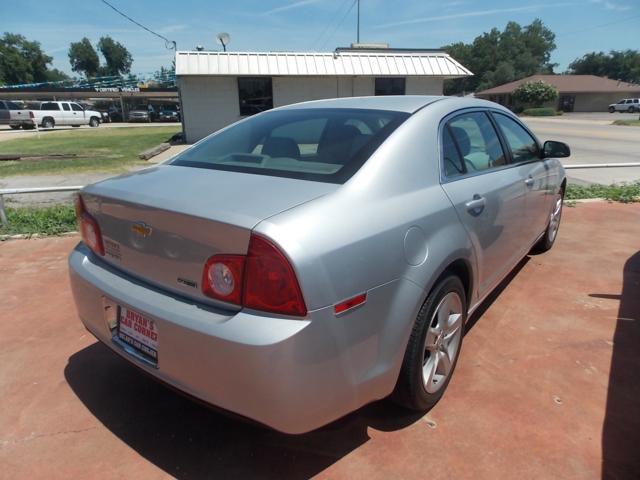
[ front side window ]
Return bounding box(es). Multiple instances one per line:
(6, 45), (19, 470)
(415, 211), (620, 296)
(0, 103), (5, 110)
(62, 103), (71, 111)
(447, 112), (507, 173)
(493, 113), (539, 163)
(238, 77), (273, 116)
(171, 108), (409, 184)
(71, 103), (83, 111)
(375, 78), (406, 96)
(41, 102), (60, 111)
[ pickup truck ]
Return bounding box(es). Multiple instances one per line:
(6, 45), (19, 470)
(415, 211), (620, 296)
(31, 101), (102, 129)
(0, 100), (36, 129)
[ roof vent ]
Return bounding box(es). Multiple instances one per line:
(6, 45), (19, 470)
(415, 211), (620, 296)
(350, 43), (389, 49)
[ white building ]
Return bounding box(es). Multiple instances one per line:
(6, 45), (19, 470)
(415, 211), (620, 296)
(175, 48), (472, 143)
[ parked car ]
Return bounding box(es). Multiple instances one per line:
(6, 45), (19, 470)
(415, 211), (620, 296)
(69, 96), (569, 434)
(31, 101), (101, 128)
(128, 105), (156, 122)
(0, 99), (36, 129)
(108, 106), (123, 122)
(156, 107), (180, 122)
(608, 98), (640, 113)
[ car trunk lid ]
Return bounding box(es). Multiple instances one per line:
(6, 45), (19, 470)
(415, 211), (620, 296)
(82, 164), (337, 307)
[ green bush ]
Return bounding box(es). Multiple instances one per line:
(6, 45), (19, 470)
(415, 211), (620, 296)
(513, 80), (558, 108)
(521, 107), (562, 116)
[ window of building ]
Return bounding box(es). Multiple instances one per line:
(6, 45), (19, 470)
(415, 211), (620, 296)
(238, 77), (273, 116)
(375, 78), (406, 96)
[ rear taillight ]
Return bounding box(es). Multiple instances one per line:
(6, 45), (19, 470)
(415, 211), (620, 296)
(29, 111), (34, 119)
(74, 194), (104, 256)
(243, 235), (307, 316)
(201, 234), (307, 317)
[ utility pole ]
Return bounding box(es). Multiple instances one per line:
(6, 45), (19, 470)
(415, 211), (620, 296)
(357, 0), (360, 43)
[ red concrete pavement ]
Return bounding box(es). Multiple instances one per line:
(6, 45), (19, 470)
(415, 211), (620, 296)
(0, 202), (638, 479)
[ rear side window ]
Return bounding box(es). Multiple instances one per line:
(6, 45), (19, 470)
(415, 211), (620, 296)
(448, 112), (506, 173)
(0, 102), (5, 110)
(171, 108), (410, 184)
(492, 113), (539, 163)
(41, 103), (60, 111)
(6, 101), (20, 109)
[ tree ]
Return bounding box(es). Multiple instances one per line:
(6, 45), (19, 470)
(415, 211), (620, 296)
(0, 33), (56, 85)
(512, 80), (558, 107)
(68, 38), (100, 78)
(442, 19), (557, 95)
(97, 36), (132, 76)
(568, 50), (640, 84)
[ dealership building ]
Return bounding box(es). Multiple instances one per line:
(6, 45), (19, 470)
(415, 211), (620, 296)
(175, 47), (472, 142)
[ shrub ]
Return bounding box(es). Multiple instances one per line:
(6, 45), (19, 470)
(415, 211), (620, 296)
(513, 80), (558, 108)
(521, 107), (562, 116)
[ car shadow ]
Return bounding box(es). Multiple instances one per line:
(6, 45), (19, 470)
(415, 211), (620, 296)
(465, 256), (530, 334)
(595, 251), (640, 479)
(64, 343), (424, 479)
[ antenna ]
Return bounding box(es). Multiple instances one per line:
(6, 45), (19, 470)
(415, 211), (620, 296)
(216, 32), (230, 52)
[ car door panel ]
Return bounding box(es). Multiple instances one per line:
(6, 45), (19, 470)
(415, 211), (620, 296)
(442, 171), (527, 299)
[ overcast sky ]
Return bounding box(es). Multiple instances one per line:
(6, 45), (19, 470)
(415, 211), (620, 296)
(2, 0), (638, 78)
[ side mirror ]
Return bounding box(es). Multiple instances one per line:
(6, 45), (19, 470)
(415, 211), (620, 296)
(542, 140), (570, 159)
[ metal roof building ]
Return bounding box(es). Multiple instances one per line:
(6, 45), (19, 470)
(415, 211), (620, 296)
(175, 48), (472, 142)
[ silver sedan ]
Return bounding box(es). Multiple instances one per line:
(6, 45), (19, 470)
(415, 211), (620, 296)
(69, 96), (569, 433)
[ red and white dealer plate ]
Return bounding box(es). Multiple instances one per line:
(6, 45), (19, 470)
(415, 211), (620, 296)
(117, 306), (158, 362)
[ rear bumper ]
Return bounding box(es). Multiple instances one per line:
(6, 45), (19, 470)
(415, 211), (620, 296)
(68, 243), (421, 433)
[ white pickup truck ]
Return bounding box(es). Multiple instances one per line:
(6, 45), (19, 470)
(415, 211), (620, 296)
(32, 101), (102, 129)
(0, 100), (36, 129)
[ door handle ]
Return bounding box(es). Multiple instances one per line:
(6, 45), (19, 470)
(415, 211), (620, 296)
(524, 176), (534, 188)
(465, 195), (486, 216)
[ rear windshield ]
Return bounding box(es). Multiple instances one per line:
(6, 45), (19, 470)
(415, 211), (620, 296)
(170, 108), (410, 184)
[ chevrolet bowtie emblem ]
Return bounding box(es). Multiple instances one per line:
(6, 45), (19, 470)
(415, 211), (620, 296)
(131, 222), (153, 238)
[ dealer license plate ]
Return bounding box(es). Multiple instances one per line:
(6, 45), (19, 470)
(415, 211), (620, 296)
(117, 306), (158, 362)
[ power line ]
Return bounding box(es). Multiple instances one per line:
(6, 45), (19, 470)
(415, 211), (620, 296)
(99, 0), (177, 50)
(319, 0), (357, 51)
(555, 13), (640, 38)
(312, 0), (352, 51)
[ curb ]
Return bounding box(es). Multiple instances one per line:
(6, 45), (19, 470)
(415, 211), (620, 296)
(0, 231), (78, 241)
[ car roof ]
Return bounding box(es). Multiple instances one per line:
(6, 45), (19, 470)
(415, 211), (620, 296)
(276, 95), (503, 114)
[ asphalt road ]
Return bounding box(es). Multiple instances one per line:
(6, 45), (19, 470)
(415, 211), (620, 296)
(522, 113), (640, 185)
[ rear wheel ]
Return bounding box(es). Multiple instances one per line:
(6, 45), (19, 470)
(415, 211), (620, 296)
(393, 275), (466, 411)
(9, 125), (20, 130)
(532, 187), (564, 253)
(42, 117), (55, 129)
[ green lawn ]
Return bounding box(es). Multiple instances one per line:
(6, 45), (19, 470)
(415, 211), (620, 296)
(0, 204), (76, 236)
(0, 126), (180, 177)
(566, 182), (640, 203)
(612, 119), (640, 127)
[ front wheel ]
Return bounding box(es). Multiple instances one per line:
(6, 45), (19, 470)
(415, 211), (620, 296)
(393, 275), (466, 411)
(532, 187), (564, 253)
(608, 107), (615, 113)
(629, 107), (636, 113)
(10, 125), (21, 130)
(89, 117), (100, 127)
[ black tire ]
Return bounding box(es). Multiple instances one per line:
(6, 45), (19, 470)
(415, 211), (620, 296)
(89, 117), (100, 127)
(531, 187), (564, 254)
(72, 125), (81, 128)
(393, 275), (467, 411)
(629, 107), (636, 113)
(42, 117), (55, 129)
(22, 124), (35, 130)
(608, 107), (615, 113)
(9, 125), (21, 130)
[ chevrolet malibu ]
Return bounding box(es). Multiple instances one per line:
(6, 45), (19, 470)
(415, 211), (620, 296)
(69, 96), (570, 433)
